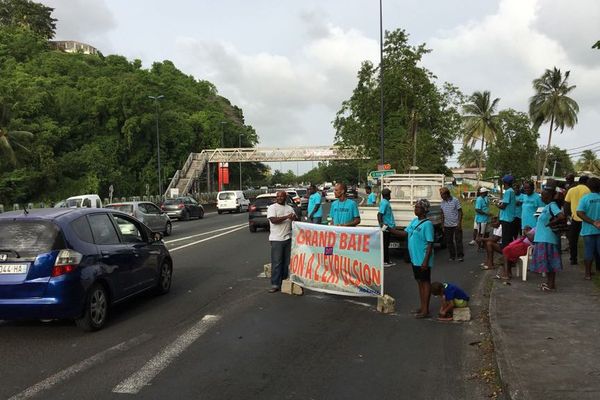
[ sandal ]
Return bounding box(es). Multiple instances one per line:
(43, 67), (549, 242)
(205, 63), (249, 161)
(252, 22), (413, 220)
(437, 316), (453, 322)
(539, 283), (555, 292)
(493, 274), (510, 280)
(411, 308), (422, 314)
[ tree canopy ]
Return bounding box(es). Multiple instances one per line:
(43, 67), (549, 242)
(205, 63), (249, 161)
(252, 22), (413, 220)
(0, 15), (264, 204)
(333, 29), (459, 175)
(0, 0), (55, 39)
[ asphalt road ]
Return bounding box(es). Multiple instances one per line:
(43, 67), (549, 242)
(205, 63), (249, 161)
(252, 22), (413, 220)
(0, 205), (489, 399)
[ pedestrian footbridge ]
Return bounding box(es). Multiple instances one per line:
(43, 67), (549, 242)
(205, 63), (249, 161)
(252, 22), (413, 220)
(165, 146), (366, 196)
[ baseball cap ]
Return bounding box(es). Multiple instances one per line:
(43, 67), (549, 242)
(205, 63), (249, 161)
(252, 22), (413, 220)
(479, 187), (489, 193)
(502, 175), (514, 184)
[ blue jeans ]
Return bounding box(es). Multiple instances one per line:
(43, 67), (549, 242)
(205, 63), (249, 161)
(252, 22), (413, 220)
(270, 239), (291, 288)
(583, 235), (600, 262)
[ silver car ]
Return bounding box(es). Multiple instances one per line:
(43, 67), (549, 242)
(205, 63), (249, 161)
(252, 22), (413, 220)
(105, 201), (172, 236)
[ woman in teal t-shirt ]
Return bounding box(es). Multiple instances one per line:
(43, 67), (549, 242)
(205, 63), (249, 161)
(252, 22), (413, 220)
(530, 187), (566, 291)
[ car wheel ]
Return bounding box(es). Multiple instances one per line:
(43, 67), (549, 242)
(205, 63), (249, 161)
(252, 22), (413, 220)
(249, 224), (257, 233)
(198, 208), (204, 219)
(75, 283), (109, 332)
(164, 221), (172, 236)
(182, 210), (190, 221)
(217, 210), (223, 215)
(154, 261), (172, 295)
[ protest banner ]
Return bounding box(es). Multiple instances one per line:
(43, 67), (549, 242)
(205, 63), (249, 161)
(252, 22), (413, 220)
(290, 222), (383, 297)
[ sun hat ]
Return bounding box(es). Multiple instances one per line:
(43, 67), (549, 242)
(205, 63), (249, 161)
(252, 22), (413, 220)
(479, 187), (489, 193)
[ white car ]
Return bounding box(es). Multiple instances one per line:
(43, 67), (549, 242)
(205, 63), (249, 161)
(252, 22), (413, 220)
(217, 190), (250, 213)
(285, 190), (302, 207)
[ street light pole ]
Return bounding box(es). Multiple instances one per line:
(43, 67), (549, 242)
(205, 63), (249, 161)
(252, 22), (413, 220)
(239, 133), (242, 190)
(149, 95), (164, 198)
(378, 0), (385, 166)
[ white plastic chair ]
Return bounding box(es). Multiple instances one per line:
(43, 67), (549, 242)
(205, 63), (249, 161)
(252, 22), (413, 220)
(518, 246), (533, 281)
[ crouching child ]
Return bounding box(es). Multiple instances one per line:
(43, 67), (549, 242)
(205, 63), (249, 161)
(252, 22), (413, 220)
(431, 281), (470, 321)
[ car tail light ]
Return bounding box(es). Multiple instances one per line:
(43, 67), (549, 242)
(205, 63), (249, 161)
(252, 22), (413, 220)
(51, 249), (83, 277)
(178, 204), (185, 209)
(294, 198), (300, 204)
(249, 205), (256, 212)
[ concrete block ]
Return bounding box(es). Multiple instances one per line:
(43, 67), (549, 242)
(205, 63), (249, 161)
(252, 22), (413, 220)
(453, 307), (471, 321)
(263, 263), (271, 278)
(377, 294), (395, 314)
(281, 279), (304, 296)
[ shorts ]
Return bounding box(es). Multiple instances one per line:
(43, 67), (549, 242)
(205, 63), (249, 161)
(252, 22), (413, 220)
(476, 222), (488, 236)
(453, 299), (468, 308)
(583, 235), (600, 261)
(412, 264), (431, 282)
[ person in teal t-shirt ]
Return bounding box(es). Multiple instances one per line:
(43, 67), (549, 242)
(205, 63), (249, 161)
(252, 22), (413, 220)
(307, 184), (323, 224)
(475, 187), (491, 247)
(378, 188), (396, 267)
(366, 186), (377, 205)
(519, 181), (544, 231)
(497, 175), (517, 248)
(576, 177), (600, 280)
(329, 183), (360, 226)
(393, 199), (434, 319)
(529, 187), (566, 291)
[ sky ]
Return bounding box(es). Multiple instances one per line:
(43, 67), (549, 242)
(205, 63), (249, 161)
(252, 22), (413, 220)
(41, 0), (600, 172)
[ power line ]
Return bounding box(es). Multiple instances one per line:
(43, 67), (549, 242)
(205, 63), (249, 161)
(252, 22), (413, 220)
(564, 140), (600, 151)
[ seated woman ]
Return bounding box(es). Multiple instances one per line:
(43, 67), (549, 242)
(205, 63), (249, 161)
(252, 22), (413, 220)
(481, 217), (502, 270)
(499, 226), (535, 280)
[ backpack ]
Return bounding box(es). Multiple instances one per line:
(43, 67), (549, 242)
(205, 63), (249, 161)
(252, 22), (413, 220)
(548, 205), (569, 235)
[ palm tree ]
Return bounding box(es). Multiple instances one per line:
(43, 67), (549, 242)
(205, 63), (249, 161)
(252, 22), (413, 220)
(578, 149), (599, 173)
(529, 67), (579, 183)
(457, 145), (483, 168)
(0, 103), (34, 167)
(462, 91), (500, 183)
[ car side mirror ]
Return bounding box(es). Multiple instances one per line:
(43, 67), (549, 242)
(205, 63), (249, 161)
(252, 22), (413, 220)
(150, 232), (163, 242)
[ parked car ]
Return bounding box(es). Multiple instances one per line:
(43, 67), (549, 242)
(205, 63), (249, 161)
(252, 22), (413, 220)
(105, 201), (172, 236)
(217, 190), (250, 214)
(161, 196), (204, 220)
(248, 193), (302, 232)
(295, 188), (309, 210)
(0, 208), (173, 331)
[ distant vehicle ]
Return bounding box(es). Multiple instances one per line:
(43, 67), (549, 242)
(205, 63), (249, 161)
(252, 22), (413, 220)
(347, 185), (358, 199)
(105, 201), (172, 236)
(0, 208), (173, 331)
(285, 190), (302, 207)
(294, 188), (309, 210)
(217, 190), (250, 214)
(248, 193), (302, 233)
(53, 199), (68, 208)
(161, 196), (204, 220)
(66, 194), (102, 208)
(325, 189), (336, 202)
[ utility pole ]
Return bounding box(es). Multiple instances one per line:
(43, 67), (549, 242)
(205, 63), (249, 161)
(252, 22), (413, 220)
(378, 0), (385, 166)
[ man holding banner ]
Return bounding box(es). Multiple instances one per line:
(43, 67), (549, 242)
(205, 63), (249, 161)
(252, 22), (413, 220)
(378, 188), (396, 268)
(329, 183), (361, 227)
(267, 190), (297, 293)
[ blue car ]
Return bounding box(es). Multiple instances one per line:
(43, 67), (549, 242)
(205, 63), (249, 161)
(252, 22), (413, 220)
(0, 208), (173, 331)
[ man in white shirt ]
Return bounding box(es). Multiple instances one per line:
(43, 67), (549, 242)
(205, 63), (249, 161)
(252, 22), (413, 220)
(267, 191), (297, 292)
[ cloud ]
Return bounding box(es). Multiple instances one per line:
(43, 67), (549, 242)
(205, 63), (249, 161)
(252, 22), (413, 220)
(425, 0), (600, 155)
(41, 0), (116, 51)
(174, 19), (379, 147)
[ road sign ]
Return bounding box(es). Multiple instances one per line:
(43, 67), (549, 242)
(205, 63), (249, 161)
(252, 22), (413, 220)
(369, 169), (396, 178)
(377, 163), (392, 171)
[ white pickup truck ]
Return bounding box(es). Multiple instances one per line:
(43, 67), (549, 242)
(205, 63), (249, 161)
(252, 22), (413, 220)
(359, 174), (445, 254)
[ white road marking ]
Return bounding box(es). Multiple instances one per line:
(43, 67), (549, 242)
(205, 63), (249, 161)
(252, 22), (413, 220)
(169, 225), (247, 253)
(164, 223), (246, 244)
(8, 334), (152, 400)
(112, 315), (221, 394)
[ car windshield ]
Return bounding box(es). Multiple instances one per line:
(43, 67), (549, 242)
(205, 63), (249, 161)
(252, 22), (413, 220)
(286, 191), (298, 197)
(295, 189), (307, 196)
(0, 220), (65, 257)
(164, 199), (182, 205)
(105, 204), (134, 213)
(254, 198), (276, 207)
(66, 198), (83, 207)
(219, 192), (235, 200)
